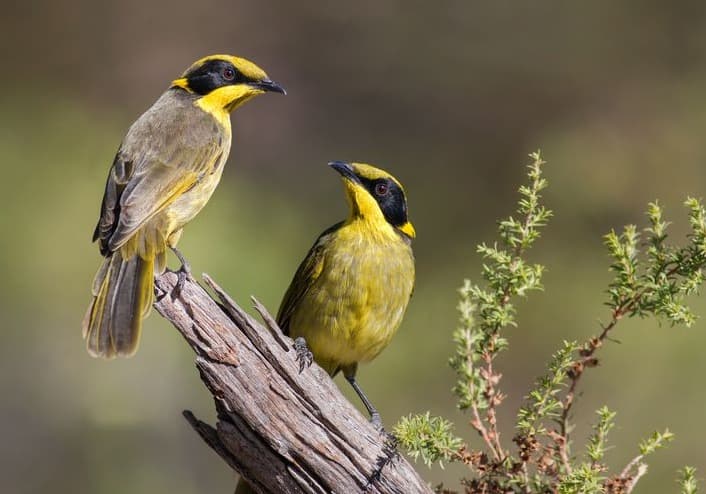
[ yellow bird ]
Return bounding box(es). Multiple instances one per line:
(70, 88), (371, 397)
(236, 161), (415, 493)
(82, 54), (285, 358)
(278, 161), (416, 426)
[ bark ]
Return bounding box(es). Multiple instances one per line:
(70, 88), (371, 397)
(153, 271), (432, 494)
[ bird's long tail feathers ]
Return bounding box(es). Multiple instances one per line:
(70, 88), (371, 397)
(234, 478), (256, 494)
(82, 252), (154, 358)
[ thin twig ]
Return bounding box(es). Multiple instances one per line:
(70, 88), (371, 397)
(558, 261), (684, 474)
(466, 327), (502, 461)
(472, 207), (540, 463)
(620, 454), (645, 480)
(625, 462), (648, 493)
(484, 350), (505, 458)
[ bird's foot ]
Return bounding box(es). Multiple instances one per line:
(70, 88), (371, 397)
(169, 247), (192, 299)
(174, 264), (191, 298)
(293, 337), (313, 373)
(370, 411), (384, 432)
(154, 283), (167, 302)
(382, 432), (398, 458)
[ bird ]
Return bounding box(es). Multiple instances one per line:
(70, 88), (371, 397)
(277, 161), (416, 427)
(82, 54), (285, 358)
(235, 161), (415, 494)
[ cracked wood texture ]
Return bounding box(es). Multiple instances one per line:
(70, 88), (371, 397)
(153, 271), (432, 494)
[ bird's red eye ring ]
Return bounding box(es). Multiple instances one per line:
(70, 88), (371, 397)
(374, 182), (389, 196)
(223, 67), (235, 80)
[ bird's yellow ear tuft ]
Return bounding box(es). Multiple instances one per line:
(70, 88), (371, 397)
(398, 221), (416, 238)
(170, 77), (190, 91)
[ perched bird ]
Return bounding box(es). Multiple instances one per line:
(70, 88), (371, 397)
(82, 54), (285, 358)
(278, 161), (416, 426)
(236, 162), (415, 493)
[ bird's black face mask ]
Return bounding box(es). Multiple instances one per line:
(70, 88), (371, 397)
(185, 60), (250, 95)
(359, 177), (408, 228)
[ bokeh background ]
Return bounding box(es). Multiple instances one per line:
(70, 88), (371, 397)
(2, 1), (706, 492)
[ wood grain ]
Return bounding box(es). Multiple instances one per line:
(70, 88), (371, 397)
(153, 271), (432, 494)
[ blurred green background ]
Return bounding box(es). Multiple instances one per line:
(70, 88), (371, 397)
(2, 1), (706, 492)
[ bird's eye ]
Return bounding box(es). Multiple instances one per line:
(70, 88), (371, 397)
(374, 182), (389, 196)
(223, 67), (235, 80)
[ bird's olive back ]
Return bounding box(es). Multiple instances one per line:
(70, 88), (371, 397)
(358, 176), (408, 228)
(185, 60), (254, 95)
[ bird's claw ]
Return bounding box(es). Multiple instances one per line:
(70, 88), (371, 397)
(371, 411), (385, 432)
(382, 431), (398, 460)
(293, 337), (313, 373)
(169, 247), (192, 299)
(175, 265), (191, 294)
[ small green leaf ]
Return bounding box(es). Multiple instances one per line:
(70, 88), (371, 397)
(678, 466), (699, 494)
(394, 412), (464, 468)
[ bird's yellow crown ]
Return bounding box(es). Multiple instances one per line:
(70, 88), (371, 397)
(180, 54), (269, 82)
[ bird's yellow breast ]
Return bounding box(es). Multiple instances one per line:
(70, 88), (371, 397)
(162, 128), (232, 232)
(119, 96), (232, 264)
(288, 220), (415, 375)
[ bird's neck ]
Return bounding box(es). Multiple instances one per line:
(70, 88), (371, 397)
(195, 86), (258, 130)
(345, 213), (400, 243)
(195, 99), (233, 131)
(345, 191), (412, 241)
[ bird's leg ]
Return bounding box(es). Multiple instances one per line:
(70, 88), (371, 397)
(169, 245), (192, 297)
(293, 337), (313, 373)
(344, 363), (397, 490)
(343, 365), (383, 430)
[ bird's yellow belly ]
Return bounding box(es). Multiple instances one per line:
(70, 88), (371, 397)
(164, 160), (227, 233)
(121, 156), (228, 268)
(289, 230), (414, 374)
(142, 158), (227, 249)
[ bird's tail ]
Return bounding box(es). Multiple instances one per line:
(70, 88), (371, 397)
(234, 478), (256, 494)
(82, 251), (154, 358)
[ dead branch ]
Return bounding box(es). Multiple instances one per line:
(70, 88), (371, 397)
(153, 271), (432, 494)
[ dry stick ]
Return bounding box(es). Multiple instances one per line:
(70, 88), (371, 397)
(484, 348), (505, 458)
(556, 307), (623, 476)
(153, 271), (431, 494)
(626, 463), (649, 493)
(469, 225), (538, 464)
(464, 325), (502, 462)
(620, 456), (649, 494)
(466, 279), (518, 462)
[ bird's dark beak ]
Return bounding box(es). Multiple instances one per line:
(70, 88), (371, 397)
(329, 161), (360, 183)
(249, 79), (286, 95)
